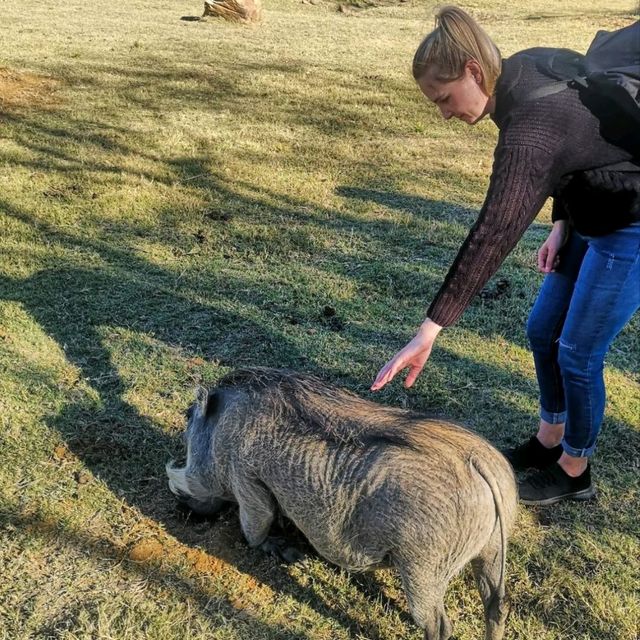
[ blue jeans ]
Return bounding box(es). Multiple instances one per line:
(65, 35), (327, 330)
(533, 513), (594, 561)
(526, 223), (640, 457)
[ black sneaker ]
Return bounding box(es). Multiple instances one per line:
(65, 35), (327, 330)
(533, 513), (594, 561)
(519, 463), (596, 506)
(502, 436), (563, 472)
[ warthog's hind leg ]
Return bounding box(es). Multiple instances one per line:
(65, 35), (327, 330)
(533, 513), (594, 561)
(471, 527), (509, 640)
(397, 564), (452, 640)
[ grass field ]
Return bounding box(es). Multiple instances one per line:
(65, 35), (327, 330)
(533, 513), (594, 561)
(1, 0), (639, 638)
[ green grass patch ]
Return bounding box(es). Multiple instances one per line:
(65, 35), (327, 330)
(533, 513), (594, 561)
(1, 0), (638, 638)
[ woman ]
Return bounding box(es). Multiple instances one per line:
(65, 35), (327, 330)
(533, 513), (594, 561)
(371, 6), (640, 506)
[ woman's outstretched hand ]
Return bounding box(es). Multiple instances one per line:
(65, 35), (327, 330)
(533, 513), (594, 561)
(538, 220), (568, 273)
(371, 319), (443, 391)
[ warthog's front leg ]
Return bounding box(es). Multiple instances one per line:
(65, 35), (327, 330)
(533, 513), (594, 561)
(236, 479), (304, 563)
(260, 536), (306, 564)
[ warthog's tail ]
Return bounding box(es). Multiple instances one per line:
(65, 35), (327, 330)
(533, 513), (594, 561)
(469, 456), (509, 589)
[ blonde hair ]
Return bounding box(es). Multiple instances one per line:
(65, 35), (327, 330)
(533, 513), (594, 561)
(412, 6), (501, 95)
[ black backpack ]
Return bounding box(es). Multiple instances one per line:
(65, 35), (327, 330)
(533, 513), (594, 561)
(528, 21), (640, 123)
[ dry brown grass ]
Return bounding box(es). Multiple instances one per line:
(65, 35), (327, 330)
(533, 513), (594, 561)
(0, 67), (61, 112)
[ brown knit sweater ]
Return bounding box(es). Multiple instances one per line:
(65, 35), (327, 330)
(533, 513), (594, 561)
(426, 47), (640, 327)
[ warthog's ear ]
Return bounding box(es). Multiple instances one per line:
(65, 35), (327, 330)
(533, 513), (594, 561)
(195, 385), (208, 416)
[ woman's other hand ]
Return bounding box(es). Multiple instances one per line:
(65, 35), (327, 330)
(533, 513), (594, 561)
(538, 220), (568, 273)
(371, 319), (443, 391)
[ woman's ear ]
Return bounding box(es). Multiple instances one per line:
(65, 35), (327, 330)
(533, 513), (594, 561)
(466, 59), (484, 85)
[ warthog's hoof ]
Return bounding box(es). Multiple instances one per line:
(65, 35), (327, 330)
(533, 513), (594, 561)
(260, 536), (306, 564)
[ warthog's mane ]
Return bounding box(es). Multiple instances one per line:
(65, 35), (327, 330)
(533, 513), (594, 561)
(216, 367), (473, 455)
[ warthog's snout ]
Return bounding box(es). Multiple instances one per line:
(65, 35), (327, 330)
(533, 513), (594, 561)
(167, 367), (518, 640)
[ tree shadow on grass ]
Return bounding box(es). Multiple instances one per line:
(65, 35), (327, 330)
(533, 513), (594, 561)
(6, 54), (421, 148)
(0, 498), (316, 640)
(0, 199), (422, 638)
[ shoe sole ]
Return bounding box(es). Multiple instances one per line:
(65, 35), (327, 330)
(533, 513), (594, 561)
(520, 486), (596, 506)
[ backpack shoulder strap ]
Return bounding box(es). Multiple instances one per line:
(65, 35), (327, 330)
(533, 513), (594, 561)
(526, 77), (587, 101)
(524, 49), (587, 102)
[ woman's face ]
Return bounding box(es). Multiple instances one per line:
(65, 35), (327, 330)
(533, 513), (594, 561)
(417, 61), (494, 124)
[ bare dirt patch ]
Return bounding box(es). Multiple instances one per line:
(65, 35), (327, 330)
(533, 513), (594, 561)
(184, 547), (228, 575)
(128, 538), (165, 563)
(0, 67), (60, 111)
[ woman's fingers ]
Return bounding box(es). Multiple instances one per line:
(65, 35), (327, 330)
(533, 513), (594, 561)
(372, 327), (439, 391)
(539, 226), (566, 273)
(371, 362), (393, 391)
(373, 358), (422, 390)
(538, 245), (549, 272)
(539, 244), (559, 273)
(404, 364), (423, 388)
(372, 352), (422, 390)
(371, 356), (405, 391)
(544, 248), (559, 272)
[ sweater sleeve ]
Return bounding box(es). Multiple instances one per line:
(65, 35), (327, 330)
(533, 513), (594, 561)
(551, 196), (569, 222)
(427, 141), (556, 327)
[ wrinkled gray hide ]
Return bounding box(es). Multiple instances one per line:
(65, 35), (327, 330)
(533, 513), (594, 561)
(167, 368), (518, 640)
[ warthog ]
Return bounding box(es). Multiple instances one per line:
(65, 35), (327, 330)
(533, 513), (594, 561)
(167, 367), (518, 640)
